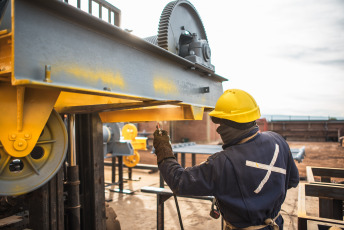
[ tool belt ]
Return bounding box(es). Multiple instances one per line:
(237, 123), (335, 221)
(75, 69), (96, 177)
(224, 212), (280, 230)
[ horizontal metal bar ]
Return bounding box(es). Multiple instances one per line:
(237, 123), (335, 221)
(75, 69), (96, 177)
(104, 162), (158, 171)
(55, 100), (181, 114)
(141, 186), (213, 201)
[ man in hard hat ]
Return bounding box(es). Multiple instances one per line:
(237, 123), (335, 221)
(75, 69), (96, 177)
(153, 89), (299, 230)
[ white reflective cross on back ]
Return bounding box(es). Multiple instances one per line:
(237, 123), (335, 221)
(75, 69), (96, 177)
(245, 144), (286, 194)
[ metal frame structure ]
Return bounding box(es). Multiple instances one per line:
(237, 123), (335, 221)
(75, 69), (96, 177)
(62, 0), (121, 27)
(141, 186), (216, 230)
(0, 0), (225, 228)
(298, 166), (344, 229)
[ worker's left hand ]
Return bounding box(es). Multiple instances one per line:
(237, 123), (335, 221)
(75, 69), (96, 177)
(153, 130), (175, 164)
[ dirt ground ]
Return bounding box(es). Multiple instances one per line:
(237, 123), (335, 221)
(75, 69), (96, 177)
(105, 141), (344, 230)
(287, 141), (344, 180)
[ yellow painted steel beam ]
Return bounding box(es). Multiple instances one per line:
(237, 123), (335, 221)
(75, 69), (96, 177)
(54, 91), (139, 113)
(0, 84), (60, 158)
(99, 105), (204, 123)
(55, 95), (181, 114)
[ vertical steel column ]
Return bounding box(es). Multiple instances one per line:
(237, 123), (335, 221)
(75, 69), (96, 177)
(128, 167), (133, 180)
(157, 194), (172, 230)
(192, 154), (196, 166)
(66, 114), (81, 230)
(159, 172), (164, 188)
(157, 194), (164, 230)
(117, 156), (123, 191)
(111, 157), (116, 184)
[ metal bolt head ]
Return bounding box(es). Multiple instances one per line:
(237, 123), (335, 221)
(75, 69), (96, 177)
(13, 138), (27, 151)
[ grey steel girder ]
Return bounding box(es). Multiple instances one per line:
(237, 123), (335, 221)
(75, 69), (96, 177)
(1, 0), (226, 109)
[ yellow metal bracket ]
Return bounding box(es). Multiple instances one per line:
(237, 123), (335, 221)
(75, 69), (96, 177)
(0, 84), (60, 157)
(99, 104), (204, 123)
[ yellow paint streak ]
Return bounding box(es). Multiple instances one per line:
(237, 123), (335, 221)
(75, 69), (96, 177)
(55, 65), (126, 89)
(153, 77), (178, 95)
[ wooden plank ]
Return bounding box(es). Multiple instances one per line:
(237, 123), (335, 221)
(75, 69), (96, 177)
(308, 220), (344, 229)
(91, 113), (106, 229)
(56, 168), (65, 230)
(298, 183), (306, 217)
(49, 175), (57, 230)
(76, 114), (106, 230)
(306, 166), (315, 182)
(319, 176), (343, 220)
(298, 215), (344, 225)
(297, 217), (307, 230)
(28, 183), (50, 229)
(305, 183), (344, 200)
(319, 197), (343, 220)
(311, 167), (344, 178)
(0, 215), (23, 227)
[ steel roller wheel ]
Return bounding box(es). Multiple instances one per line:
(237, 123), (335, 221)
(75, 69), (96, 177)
(123, 150), (140, 168)
(0, 110), (68, 196)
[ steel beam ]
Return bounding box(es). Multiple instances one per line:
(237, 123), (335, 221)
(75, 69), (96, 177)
(2, 0), (225, 111)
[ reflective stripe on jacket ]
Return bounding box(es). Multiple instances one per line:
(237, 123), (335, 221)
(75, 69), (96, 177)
(158, 131), (299, 229)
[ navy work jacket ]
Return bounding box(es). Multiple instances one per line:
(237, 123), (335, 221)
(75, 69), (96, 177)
(159, 131), (299, 229)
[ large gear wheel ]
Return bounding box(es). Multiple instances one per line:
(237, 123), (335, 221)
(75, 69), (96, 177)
(157, 0), (208, 52)
(0, 110), (68, 196)
(156, 0), (214, 71)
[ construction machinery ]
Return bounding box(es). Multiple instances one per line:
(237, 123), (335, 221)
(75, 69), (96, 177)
(0, 0), (225, 229)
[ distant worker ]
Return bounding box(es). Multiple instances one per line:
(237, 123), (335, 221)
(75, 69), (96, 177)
(153, 89), (299, 230)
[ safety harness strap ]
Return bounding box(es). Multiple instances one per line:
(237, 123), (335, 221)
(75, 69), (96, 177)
(224, 212), (280, 230)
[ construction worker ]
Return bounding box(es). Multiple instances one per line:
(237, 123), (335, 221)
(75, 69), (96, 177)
(153, 89), (299, 230)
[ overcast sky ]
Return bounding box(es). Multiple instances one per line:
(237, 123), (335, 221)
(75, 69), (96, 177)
(72, 0), (344, 118)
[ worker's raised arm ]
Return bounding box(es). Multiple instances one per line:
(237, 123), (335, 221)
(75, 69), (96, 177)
(153, 130), (218, 196)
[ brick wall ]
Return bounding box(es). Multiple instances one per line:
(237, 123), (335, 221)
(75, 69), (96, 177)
(137, 112), (221, 144)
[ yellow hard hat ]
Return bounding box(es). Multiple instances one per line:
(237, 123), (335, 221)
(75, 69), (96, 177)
(209, 89), (261, 123)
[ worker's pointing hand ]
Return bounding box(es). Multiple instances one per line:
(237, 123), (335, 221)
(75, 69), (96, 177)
(153, 130), (175, 164)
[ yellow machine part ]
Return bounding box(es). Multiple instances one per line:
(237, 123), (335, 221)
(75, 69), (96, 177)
(0, 109), (68, 196)
(121, 124), (147, 167)
(122, 124), (138, 141)
(54, 92), (139, 113)
(100, 105), (204, 123)
(123, 150), (140, 168)
(0, 84), (60, 158)
(130, 138), (147, 150)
